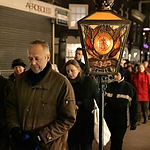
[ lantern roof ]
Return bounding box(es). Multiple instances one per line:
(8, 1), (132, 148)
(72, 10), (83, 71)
(81, 10), (124, 21)
(77, 1), (131, 75)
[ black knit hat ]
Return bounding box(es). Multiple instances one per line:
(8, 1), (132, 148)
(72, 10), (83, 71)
(11, 58), (27, 68)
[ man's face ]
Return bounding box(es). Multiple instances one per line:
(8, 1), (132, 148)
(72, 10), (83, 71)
(74, 50), (83, 61)
(28, 44), (50, 73)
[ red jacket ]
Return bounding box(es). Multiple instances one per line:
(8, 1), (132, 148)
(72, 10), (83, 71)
(131, 71), (150, 102)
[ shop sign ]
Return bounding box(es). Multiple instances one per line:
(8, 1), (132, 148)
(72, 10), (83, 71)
(55, 8), (69, 26)
(0, 0), (69, 20)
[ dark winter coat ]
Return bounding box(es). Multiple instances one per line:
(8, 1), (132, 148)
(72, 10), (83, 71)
(68, 75), (99, 144)
(0, 75), (13, 150)
(0, 75), (13, 129)
(8, 73), (15, 83)
(6, 64), (76, 150)
(104, 78), (138, 128)
(76, 60), (86, 73)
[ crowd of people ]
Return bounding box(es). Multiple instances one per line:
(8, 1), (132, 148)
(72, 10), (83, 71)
(121, 60), (150, 125)
(0, 41), (99, 150)
(0, 39), (150, 150)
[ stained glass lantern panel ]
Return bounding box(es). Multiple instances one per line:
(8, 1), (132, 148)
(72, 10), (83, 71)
(78, 10), (131, 75)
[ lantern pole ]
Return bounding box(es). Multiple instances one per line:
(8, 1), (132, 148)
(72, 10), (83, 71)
(77, 0), (131, 148)
(98, 75), (108, 149)
(92, 1), (115, 148)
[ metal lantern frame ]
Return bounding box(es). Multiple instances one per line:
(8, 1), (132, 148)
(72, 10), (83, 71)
(77, 10), (131, 76)
(77, 8), (131, 150)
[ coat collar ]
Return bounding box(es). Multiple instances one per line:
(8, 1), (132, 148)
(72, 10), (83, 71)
(27, 62), (52, 86)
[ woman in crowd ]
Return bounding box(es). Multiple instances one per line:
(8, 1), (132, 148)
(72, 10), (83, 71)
(65, 59), (99, 150)
(131, 63), (150, 124)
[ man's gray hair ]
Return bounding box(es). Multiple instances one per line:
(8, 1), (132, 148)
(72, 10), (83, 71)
(29, 39), (50, 55)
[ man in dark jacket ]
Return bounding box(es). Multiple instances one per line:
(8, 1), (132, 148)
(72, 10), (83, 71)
(6, 40), (76, 150)
(0, 75), (13, 150)
(104, 67), (138, 150)
(74, 47), (86, 72)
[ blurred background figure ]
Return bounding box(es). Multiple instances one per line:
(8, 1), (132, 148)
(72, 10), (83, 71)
(65, 59), (99, 150)
(0, 74), (13, 150)
(8, 58), (26, 83)
(123, 61), (134, 83)
(142, 60), (150, 74)
(74, 47), (86, 73)
(131, 63), (150, 124)
(132, 64), (139, 74)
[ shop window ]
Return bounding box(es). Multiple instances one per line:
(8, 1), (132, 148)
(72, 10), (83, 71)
(66, 43), (85, 63)
(69, 4), (88, 29)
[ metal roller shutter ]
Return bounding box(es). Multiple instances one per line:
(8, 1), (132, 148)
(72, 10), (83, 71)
(0, 6), (52, 75)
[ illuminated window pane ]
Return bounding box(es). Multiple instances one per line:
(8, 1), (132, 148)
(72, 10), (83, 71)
(66, 43), (85, 63)
(69, 4), (88, 29)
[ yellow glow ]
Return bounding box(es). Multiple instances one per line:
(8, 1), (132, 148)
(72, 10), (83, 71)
(85, 12), (122, 20)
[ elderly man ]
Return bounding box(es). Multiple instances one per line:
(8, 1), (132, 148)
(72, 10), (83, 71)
(7, 40), (76, 150)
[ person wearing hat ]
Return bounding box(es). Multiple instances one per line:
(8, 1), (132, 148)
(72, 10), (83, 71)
(104, 66), (138, 150)
(8, 58), (26, 83)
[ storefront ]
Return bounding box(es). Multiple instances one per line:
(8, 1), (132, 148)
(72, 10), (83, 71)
(0, 0), (69, 76)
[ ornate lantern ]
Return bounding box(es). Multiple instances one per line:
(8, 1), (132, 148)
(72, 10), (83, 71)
(77, 0), (131, 75)
(77, 0), (131, 149)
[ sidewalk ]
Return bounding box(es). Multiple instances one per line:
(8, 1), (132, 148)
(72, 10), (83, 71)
(93, 120), (150, 150)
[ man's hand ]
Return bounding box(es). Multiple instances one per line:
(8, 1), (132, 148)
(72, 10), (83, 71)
(10, 127), (40, 149)
(23, 133), (40, 150)
(10, 127), (29, 143)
